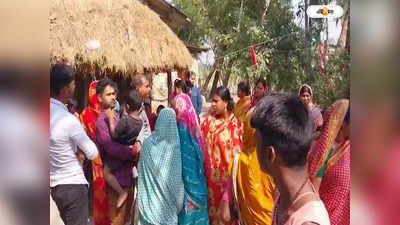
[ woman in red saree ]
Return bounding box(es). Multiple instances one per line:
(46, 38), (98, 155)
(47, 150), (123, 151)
(308, 99), (350, 225)
(201, 86), (243, 225)
(80, 81), (110, 225)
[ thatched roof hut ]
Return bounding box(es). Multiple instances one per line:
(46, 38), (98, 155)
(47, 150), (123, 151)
(50, 0), (193, 77)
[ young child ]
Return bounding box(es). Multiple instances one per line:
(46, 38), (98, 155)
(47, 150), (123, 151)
(104, 90), (143, 208)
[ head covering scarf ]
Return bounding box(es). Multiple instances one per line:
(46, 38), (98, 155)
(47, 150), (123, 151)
(298, 84), (313, 96)
(308, 99), (349, 179)
(298, 84), (323, 131)
(80, 81), (102, 140)
(173, 93), (210, 224)
(138, 108), (184, 225)
(308, 99), (350, 225)
(173, 94), (208, 164)
(79, 81), (110, 225)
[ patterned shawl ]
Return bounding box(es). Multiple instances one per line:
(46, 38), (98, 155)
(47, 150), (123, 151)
(308, 99), (350, 225)
(138, 108), (185, 225)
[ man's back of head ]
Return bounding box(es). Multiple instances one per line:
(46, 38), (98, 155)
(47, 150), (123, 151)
(50, 63), (75, 99)
(251, 93), (312, 171)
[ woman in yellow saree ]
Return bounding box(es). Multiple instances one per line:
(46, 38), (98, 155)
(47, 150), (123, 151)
(219, 107), (275, 225)
(233, 81), (251, 123)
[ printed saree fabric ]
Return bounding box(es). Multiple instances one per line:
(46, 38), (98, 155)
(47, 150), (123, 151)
(201, 113), (243, 225)
(233, 96), (251, 123)
(79, 81), (109, 225)
(308, 99), (350, 225)
(173, 93), (209, 225)
(231, 108), (275, 225)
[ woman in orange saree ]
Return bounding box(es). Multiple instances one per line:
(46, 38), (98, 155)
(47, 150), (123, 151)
(80, 81), (110, 225)
(308, 99), (350, 225)
(201, 86), (243, 225)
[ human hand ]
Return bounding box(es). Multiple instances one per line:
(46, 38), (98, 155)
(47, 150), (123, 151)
(130, 142), (141, 156)
(217, 199), (231, 223)
(134, 141), (142, 153)
(76, 151), (86, 165)
(105, 108), (114, 120)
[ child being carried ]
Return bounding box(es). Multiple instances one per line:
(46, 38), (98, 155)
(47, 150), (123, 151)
(104, 90), (143, 208)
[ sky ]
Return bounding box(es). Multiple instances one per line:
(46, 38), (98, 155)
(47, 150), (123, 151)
(292, 0), (343, 44)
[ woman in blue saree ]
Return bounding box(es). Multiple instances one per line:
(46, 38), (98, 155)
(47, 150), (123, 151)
(137, 108), (185, 225)
(173, 93), (210, 225)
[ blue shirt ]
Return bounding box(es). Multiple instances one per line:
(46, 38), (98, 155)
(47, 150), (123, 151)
(190, 86), (202, 115)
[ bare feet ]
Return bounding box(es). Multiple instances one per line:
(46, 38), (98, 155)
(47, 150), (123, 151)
(117, 191), (128, 208)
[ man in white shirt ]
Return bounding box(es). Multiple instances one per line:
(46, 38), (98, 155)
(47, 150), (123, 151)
(50, 64), (98, 225)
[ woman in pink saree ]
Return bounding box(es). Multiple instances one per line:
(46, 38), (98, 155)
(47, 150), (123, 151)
(173, 93), (211, 224)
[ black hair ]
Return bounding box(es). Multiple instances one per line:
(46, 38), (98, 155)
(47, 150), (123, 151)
(255, 77), (268, 89)
(96, 78), (118, 96)
(214, 86), (235, 112)
(50, 63), (75, 97)
(157, 105), (165, 115)
(344, 105), (350, 124)
(251, 93), (313, 168)
(186, 80), (193, 88)
(238, 81), (251, 96)
(185, 71), (195, 88)
(299, 85), (312, 96)
(125, 90), (143, 112)
(174, 79), (189, 94)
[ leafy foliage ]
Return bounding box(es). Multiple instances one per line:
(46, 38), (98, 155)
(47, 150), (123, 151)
(172, 0), (349, 108)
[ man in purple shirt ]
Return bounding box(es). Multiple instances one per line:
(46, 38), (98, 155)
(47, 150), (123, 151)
(95, 78), (140, 225)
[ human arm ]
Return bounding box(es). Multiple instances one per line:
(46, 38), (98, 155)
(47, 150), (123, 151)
(219, 180), (234, 222)
(314, 113), (323, 131)
(106, 108), (118, 139)
(69, 118), (98, 160)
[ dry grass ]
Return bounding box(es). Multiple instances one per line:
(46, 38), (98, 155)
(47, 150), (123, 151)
(50, 0), (193, 78)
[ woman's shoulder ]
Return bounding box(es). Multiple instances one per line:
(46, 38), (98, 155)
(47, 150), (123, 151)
(311, 104), (322, 113)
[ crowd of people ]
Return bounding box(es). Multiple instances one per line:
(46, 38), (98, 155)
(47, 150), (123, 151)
(50, 63), (350, 225)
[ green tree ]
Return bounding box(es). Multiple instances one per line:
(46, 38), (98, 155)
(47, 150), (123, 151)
(172, 0), (349, 108)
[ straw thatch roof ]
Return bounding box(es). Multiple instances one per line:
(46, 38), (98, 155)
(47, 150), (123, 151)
(50, 0), (193, 77)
